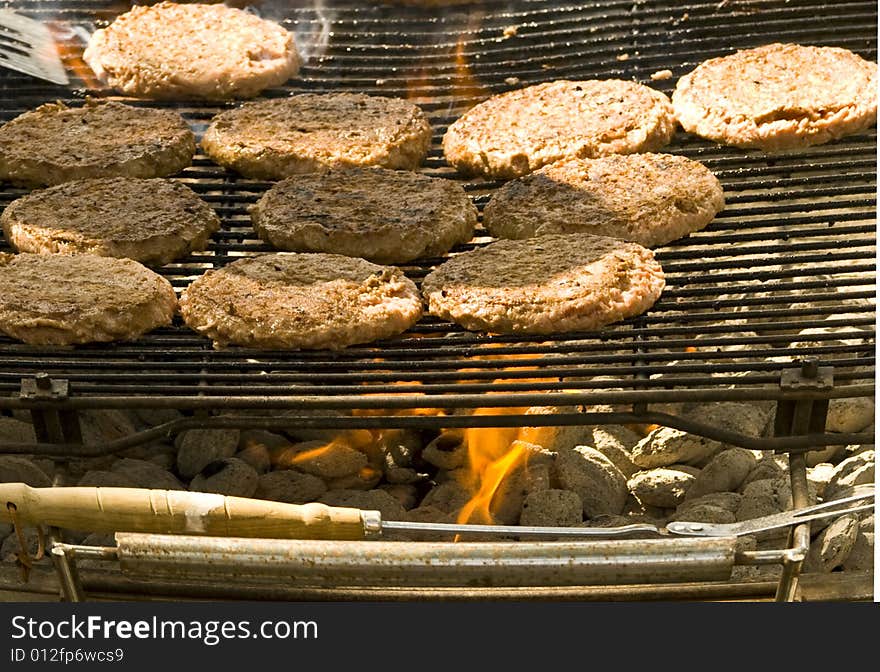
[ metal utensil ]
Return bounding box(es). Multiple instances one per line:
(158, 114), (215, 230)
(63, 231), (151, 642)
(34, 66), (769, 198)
(0, 9), (68, 85)
(665, 485), (874, 538)
(0, 482), (872, 542)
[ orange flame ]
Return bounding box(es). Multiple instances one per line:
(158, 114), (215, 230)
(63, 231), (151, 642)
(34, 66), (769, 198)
(448, 346), (573, 526)
(404, 12), (487, 105)
(47, 22), (102, 91)
(452, 408), (529, 525)
(457, 437), (528, 525)
(286, 442), (334, 467)
(352, 380), (449, 418)
(450, 33), (487, 102)
(358, 465), (380, 480)
(273, 430), (374, 469)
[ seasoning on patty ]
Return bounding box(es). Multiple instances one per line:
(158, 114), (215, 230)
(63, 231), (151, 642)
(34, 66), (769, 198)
(202, 94), (432, 180)
(250, 168), (476, 264)
(0, 100), (195, 188)
(179, 253), (423, 349)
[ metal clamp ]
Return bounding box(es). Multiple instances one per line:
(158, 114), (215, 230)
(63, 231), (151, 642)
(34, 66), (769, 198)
(20, 374), (69, 401)
(780, 357), (834, 391)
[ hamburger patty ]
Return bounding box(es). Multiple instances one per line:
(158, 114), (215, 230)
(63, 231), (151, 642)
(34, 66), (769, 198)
(483, 153), (725, 248)
(179, 253), (423, 349)
(0, 100), (196, 188)
(421, 233), (665, 335)
(84, 1), (300, 100)
(0, 253), (177, 345)
(201, 94), (432, 179)
(250, 168), (477, 264)
(442, 79), (677, 179)
(672, 43), (878, 150)
(1, 177), (221, 266)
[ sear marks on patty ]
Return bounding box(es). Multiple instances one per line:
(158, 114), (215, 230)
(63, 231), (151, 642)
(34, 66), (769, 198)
(201, 94), (432, 180)
(1, 177), (221, 266)
(0, 100), (195, 188)
(422, 233), (666, 335)
(250, 167), (477, 264)
(0, 252), (177, 345)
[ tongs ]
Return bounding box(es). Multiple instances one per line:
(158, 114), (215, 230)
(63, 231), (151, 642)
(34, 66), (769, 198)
(0, 9), (68, 85)
(0, 482), (873, 543)
(382, 484), (874, 539)
(664, 485), (874, 538)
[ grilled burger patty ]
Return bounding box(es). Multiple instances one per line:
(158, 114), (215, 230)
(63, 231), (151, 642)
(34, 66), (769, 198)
(0, 253), (177, 345)
(179, 253), (423, 349)
(201, 94), (432, 179)
(442, 79), (677, 179)
(250, 168), (477, 264)
(0, 100), (195, 188)
(672, 43), (878, 150)
(483, 153), (725, 248)
(421, 233), (665, 335)
(83, 1), (300, 100)
(1, 177), (221, 266)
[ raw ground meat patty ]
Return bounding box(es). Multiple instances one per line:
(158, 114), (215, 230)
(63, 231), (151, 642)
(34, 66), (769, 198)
(442, 79), (677, 179)
(83, 1), (300, 100)
(421, 233), (665, 335)
(179, 252), (424, 349)
(0, 252), (177, 345)
(672, 43), (878, 150)
(482, 153), (724, 247)
(0, 100), (195, 188)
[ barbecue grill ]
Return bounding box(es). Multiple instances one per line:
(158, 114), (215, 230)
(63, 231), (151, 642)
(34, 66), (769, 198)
(0, 0), (875, 602)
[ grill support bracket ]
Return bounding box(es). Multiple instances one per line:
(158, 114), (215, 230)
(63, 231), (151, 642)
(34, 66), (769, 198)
(20, 374), (82, 447)
(771, 358), (835, 600)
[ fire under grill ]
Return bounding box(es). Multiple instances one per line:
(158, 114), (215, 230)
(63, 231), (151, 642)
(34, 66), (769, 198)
(0, 0), (876, 602)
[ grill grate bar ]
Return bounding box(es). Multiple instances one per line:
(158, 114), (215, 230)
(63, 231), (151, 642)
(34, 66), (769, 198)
(0, 349), (870, 381)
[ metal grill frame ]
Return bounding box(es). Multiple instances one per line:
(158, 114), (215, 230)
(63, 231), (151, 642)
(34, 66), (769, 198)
(0, 0), (874, 604)
(0, 0), (875, 456)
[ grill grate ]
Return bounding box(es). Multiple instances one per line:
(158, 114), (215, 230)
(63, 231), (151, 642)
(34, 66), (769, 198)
(0, 0), (875, 418)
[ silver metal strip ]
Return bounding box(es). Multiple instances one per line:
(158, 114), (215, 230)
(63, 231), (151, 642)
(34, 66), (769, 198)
(114, 534), (737, 587)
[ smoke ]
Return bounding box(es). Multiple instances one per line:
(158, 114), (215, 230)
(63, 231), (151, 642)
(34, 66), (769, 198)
(242, 0), (334, 65)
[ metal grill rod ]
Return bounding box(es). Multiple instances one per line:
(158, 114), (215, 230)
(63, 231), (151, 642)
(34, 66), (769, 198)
(109, 535), (737, 588)
(0, 411), (872, 457)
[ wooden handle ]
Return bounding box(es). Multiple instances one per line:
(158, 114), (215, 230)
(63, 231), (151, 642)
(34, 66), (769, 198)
(0, 483), (369, 540)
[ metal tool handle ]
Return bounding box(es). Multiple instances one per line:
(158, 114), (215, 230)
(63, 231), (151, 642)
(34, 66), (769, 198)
(380, 519), (661, 539)
(0, 483), (370, 540)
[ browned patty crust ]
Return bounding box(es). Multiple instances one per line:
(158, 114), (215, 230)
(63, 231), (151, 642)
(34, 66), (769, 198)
(672, 43), (878, 150)
(0, 100), (196, 188)
(422, 233), (665, 334)
(179, 253), (423, 349)
(0, 253), (177, 345)
(442, 79), (677, 179)
(201, 94), (432, 180)
(1, 177), (221, 266)
(83, 1), (300, 100)
(250, 168), (477, 264)
(482, 153), (725, 248)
